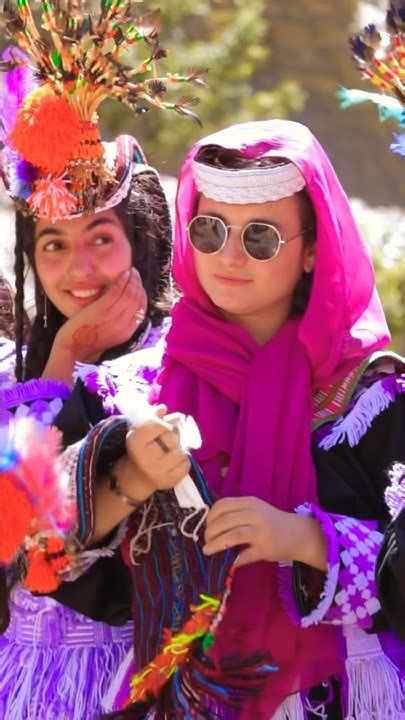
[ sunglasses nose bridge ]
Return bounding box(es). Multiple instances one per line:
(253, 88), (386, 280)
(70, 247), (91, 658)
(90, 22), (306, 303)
(219, 224), (247, 262)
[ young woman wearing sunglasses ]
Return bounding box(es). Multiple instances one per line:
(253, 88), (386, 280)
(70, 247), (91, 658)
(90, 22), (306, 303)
(51, 120), (405, 719)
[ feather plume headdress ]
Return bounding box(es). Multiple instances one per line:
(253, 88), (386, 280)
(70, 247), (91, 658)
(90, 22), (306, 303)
(338, 0), (405, 156)
(0, 0), (206, 220)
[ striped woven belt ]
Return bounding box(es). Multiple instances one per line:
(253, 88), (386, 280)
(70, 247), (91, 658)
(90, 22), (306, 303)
(5, 602), (134, 648)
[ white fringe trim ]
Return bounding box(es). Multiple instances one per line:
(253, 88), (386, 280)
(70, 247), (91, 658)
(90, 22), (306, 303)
(272, 692), (305, 719)
(344, 625), (405, 719)
(0, 637), (131, 720)
(319, 380), (394, 451)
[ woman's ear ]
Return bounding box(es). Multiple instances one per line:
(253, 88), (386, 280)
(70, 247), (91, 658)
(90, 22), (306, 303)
(303, 241), (316, 274)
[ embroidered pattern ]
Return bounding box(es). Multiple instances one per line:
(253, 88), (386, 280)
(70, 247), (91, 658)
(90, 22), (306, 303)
(319, 374), (405, 450)
(293, 507), (382, 630)
(322, 515), (382, 628)
(312, 352), (404, 430)
(312, 358), (372, 429)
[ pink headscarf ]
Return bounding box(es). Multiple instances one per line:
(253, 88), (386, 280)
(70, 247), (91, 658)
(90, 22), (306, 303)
(158, 121), (389, 717)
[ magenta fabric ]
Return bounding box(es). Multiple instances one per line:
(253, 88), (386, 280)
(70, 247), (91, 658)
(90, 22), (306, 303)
(158, 120), (389, 717)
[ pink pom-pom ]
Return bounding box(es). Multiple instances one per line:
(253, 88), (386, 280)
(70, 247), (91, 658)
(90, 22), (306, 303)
(6, 419), (75, 532)
(28, 175), (77, 221)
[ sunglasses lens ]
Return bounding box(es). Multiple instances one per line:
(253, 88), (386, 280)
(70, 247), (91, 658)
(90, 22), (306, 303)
(243, 223), (281, 261)
(188, 216), (226, 254)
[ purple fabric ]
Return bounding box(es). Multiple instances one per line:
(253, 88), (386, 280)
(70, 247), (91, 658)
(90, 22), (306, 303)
(379, 629), (405, 679)
(82, 367), (118, 415)
(79, 319), (171, 412)
(157, 120), (390, 717)
(0, 48), (37, 142)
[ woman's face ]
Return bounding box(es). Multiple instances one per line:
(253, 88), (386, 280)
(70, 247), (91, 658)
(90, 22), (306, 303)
(193, 193), (316, 340)
(34, 209), (132, 318)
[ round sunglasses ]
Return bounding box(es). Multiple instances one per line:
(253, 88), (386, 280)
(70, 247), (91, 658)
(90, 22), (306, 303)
(187, 214), (313, 262)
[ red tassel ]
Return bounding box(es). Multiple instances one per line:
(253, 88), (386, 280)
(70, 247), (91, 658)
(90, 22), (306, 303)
(23, 536), (71, 593)
(47, 536), (71, 574)
(23, 544), (60, 593)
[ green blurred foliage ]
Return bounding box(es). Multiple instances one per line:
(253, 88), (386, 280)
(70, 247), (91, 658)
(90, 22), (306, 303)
(373, 252), (405, 355)
(263, 1), (404, 207)
(100, 0), (305, 173)
(352, 201), (405, 354)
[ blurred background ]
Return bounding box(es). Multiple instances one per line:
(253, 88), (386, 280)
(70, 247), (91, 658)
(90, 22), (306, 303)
(1, 0), (404, 351)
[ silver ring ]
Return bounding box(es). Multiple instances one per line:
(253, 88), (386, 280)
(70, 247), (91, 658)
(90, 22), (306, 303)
(154, 436), (170, 453)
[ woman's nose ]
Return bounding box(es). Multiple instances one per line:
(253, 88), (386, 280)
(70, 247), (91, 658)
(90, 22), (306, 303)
(67, 247), (94, 277)
(219, 227), (246, 265)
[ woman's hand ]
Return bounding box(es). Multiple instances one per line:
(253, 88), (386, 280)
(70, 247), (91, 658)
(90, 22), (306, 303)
(55, 267), (147, 362)
(42, 268), (147, 383)
(203, 496), (327, 571)
(123, 405), (191, 503)
(93, 406), (191, 542)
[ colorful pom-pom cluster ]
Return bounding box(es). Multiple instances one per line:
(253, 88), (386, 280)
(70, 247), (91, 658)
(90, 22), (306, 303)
(0, 0), (206, 220)
(0, 419), (75, 592)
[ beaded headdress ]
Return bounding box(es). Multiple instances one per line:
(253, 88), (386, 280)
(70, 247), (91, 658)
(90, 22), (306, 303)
(338, 0), (405, 156)
(0, 0), (205, 220)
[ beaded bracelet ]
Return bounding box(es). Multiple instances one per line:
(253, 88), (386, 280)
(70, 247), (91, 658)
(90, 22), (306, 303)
(107, 464), (141, 508)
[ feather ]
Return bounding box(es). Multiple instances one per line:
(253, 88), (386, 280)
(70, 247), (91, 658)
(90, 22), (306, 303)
(337, 87), (403, 121)
(386, 1), (405, 33)
(0, 47), (37, 142)
(390, 132), (405, 154)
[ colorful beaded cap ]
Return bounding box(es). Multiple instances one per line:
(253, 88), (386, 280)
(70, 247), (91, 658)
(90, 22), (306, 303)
(338, 0), (405, 155)
(0, 0), (206, 220)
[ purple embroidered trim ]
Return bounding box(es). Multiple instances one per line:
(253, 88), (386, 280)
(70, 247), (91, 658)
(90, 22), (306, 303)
(0, 378), (71, 409)
(385, 462), (405, 520)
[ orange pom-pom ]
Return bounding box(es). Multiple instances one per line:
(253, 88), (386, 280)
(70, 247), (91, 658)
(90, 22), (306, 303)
(24, 544), (60, 593)
(0, 472), (34, 563)
(8, 86), (81, 175)
(28, 175), (77, 221)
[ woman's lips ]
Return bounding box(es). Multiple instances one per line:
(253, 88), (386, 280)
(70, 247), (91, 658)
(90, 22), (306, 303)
(65, 287), (104, 304)
(214, 275), (252, 286)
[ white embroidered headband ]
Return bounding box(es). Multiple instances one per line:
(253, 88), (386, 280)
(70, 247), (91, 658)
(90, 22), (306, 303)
(192, 159), (306, 204)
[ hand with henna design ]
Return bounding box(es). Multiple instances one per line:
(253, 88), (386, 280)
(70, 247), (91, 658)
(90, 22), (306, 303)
(42, 268), (147, 385)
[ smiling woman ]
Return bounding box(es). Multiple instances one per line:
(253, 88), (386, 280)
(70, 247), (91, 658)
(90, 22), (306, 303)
(13, 160), (172, 386)
(0, 134), (174, 719)
(0, 0), (200, 715)
(35, 211), (132, 310)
